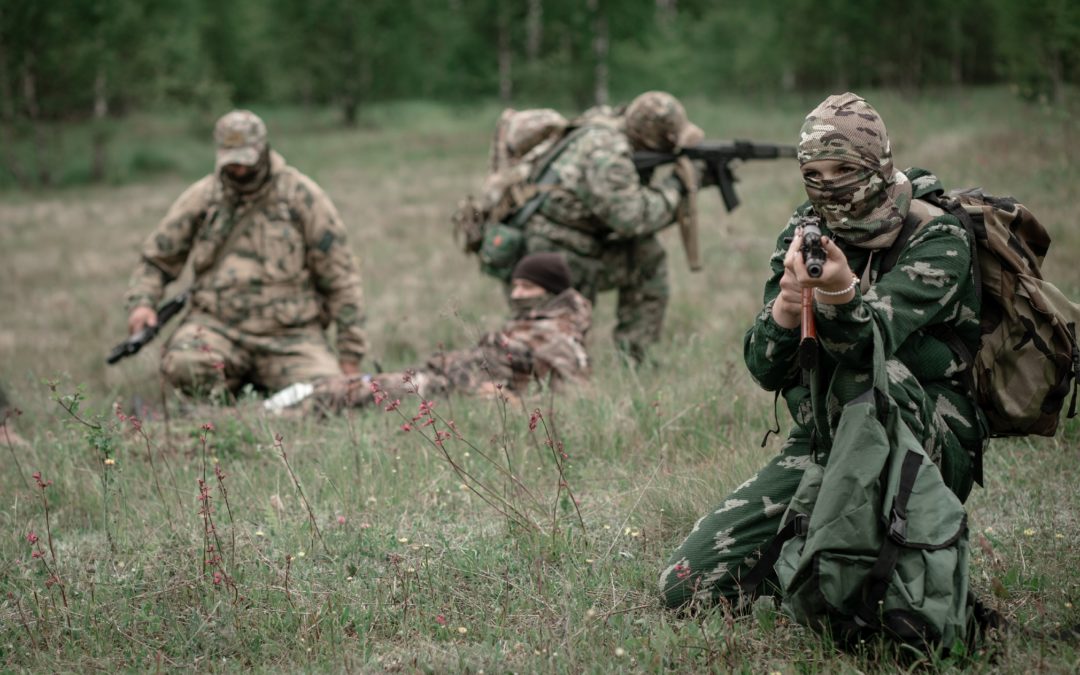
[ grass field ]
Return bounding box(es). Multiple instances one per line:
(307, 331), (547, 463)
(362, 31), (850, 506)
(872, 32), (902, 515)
(1, 88), (1079, 672)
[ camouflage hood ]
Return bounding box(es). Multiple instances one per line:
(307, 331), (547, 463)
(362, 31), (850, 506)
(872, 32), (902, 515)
(522, 288), (592, 341)
(798, 92), (912, 249)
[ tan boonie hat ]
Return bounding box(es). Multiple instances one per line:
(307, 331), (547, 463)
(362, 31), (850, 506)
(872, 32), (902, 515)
(214, 110), (268, 171)
(624, 91), (704, 152)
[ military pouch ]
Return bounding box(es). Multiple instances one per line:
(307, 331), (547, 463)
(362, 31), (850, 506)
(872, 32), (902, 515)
(479, 223), (526, 282)
(452, 196), (485, 254)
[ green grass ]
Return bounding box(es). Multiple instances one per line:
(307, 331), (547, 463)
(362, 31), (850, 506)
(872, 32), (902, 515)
(1, 88), (1079, 672)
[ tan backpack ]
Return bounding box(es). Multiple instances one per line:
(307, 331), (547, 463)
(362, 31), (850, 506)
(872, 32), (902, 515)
(891, 187), (1080, 437)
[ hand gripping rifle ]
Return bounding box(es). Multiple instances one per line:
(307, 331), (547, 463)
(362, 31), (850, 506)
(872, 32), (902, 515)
(634, 140), (797, 269)
(106, 292), (189, 365)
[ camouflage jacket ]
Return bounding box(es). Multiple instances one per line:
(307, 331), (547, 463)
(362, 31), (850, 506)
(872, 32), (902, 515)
(431, 288), (592, 393)
(743, 170), (984, 452)
(125, 152), (366, 362)
(526, 124), (683, 253)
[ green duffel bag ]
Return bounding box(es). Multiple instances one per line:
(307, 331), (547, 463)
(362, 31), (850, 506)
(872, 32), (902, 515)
(771, 326), (972, 652)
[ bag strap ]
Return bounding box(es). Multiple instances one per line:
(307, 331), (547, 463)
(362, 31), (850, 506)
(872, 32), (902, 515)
(880, 196), (984, 458)
(854, 448), (922, 629)
(505, 125), (594, 229)
(878, 199), (938, 276)
(932, 195), (984, 305)
(737, 512), (808, 599)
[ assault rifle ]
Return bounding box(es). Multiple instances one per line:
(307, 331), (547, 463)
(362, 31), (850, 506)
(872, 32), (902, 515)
(794, 215), (825, 373)
(633, 140), (798, 212)
(634, 139), (797, 270)
(106, 292), (189, 365)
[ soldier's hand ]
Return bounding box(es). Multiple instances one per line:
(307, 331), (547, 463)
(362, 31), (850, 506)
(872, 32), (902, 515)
(339, 360), (361, 377)
(772, 232), (804, 329)
(128, 306), (158, 336)
(672, 156), (699, 195)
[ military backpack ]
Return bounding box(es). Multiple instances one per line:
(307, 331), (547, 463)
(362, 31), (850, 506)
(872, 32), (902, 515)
(886, 181), (1080, 437)
(454, 125), (590, 282)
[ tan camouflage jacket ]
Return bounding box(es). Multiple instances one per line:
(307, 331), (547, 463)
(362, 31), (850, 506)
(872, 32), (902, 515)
(528, 124), (683, 251)
(125, 152), (366, 362)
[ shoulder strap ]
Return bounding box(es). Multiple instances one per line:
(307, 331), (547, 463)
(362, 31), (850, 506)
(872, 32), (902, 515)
(878, 198), (941, 276)
(506, 126), (595, 229)
(882, 196), (985, 476)
(195, 194), (267, 289)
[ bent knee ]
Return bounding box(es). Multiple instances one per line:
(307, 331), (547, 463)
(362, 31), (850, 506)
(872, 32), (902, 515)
(161, 349), (223, 392)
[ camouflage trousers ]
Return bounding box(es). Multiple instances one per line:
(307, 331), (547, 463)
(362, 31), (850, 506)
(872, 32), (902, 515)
(659, 361), (976, 609)
(312, 344), (519, 411)
(162, 312), (343, 396)
(525, 230), (667, 363)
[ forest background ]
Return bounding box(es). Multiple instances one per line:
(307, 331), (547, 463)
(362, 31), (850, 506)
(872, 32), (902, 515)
(1, 0), (1078, 187)
(1, 1), (1079, 672)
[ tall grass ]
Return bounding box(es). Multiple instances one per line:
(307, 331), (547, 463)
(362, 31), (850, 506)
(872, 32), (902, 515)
(0, 88), (1078, 671)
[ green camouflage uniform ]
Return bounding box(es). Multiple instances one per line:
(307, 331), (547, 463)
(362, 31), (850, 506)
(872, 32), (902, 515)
(316, 288), (591, 407)
(660, 176), (984, 607)
(126, 116), (365, 395)
(659, 94), (984, 608)
(523, 121), (684, 363)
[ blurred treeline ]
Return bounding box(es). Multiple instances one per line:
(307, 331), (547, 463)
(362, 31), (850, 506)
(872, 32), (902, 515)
(1, 0), (1077, 187)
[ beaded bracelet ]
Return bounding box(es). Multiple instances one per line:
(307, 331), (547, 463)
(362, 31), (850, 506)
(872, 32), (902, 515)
(814, 275), (859, 297)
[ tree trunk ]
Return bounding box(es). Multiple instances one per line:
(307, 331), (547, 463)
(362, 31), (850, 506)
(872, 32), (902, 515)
(0, 22), (26, 186)
(655, 0), (677, 26)
(342, 96), (359, 127)
(22, 55), (49, 186)
(588, 0), (609, 106)
(949, 13), (963, 87)
(497, 7), (513, 103)
(91, 67), (108, 183)
(526, 0), (543, 63)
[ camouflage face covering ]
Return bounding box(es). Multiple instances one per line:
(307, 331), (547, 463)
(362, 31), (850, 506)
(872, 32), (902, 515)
(799, 93), (912, 249)
(510, 292), (553, 318)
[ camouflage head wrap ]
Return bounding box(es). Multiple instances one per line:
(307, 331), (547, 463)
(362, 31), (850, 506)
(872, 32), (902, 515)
(624, 91), (704, 152)
(798, 93), (912, 249)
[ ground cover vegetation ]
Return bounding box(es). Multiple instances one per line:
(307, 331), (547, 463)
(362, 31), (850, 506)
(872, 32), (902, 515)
(1, 88), (1078, 671)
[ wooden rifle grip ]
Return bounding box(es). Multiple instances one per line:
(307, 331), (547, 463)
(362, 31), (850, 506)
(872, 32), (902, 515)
(800, 287), (818, 371)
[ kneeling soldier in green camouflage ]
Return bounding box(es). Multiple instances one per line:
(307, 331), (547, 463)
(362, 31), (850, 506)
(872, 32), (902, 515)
(659, 93), (983, 609)
(124, 110), (366, 398)
(305, 253), (591, 411)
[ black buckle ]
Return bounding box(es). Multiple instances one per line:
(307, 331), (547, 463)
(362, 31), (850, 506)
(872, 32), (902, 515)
(888, 506), (908, 544)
